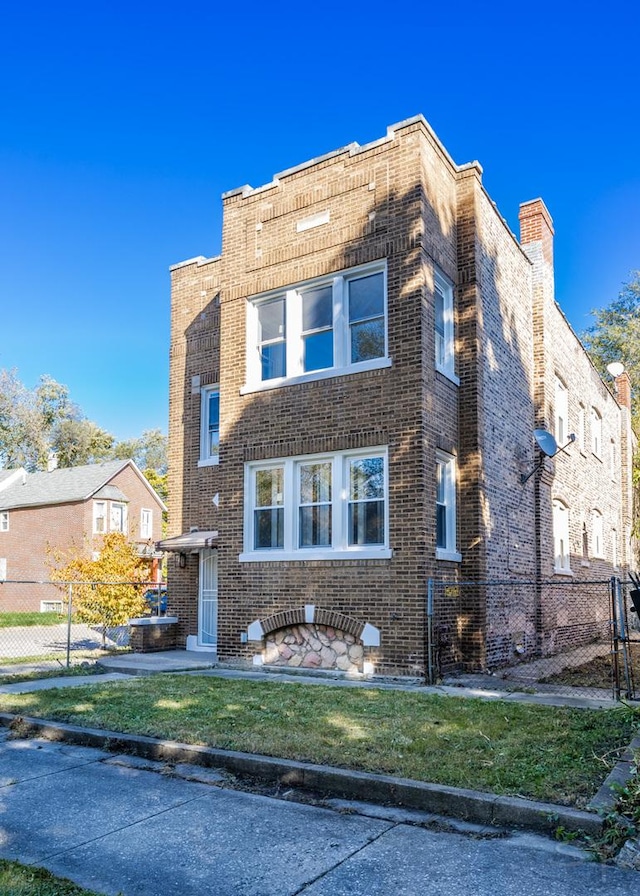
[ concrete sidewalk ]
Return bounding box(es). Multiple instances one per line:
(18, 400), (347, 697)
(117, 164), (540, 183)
(1, 727), (639, 896)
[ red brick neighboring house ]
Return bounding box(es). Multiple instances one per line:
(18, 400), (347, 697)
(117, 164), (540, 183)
(0, 460), (166, 613)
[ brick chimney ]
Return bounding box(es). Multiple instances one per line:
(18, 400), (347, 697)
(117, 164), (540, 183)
(519, 198), (554, 267)
(614, 371), (632, 412)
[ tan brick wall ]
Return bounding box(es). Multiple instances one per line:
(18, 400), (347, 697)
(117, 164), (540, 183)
(166, 116), (635, 675)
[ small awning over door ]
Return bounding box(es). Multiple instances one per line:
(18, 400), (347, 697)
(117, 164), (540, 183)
(155, 530), (218, 552)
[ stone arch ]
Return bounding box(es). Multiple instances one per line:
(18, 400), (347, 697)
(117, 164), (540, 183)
(246, 605), (380, 674)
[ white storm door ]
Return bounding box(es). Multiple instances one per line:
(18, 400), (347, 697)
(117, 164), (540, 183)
(198, 549), (218, 648)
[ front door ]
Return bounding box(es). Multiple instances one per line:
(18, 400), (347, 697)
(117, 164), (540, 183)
(198, 549), (218, 649)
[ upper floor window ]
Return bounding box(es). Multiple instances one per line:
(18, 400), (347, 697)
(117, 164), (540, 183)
(554, 376), (568, 445)
(591, 407), (602, 457)
(244, 262), (388, 391)
(553, 499), (571, 573)
(241, 448), (390, 561)
(199, 386), (220, 466)
(110, 502), (128, 534)
(610, 440), (617, 481)
(591, 509), (604, 559)
(0, 512), (8, 532)
(93, 501), (106, 534)
(436, 451), (460, 561)
(577, 404), (586, 454)
(434, 271), (456, 381)
(140, 509), (153, 540)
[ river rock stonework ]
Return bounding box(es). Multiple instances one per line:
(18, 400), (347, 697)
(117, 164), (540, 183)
(264, 624), (364, 673)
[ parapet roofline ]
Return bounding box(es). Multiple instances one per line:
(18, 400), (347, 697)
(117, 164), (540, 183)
(222, 115), (479, 201)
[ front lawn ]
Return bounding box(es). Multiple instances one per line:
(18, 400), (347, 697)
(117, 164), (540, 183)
(0, 675), (636, 808)
(0, 859), (107, 896)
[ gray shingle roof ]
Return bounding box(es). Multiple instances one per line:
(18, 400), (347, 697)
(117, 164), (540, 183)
(0, 461), (131, 510)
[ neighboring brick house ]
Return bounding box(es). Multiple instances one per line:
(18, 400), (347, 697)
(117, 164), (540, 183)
(161, 115), (636, 676)
(0, 460), (166, 612)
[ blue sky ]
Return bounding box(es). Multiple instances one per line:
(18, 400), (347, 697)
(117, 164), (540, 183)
(1, 1), (638, 441)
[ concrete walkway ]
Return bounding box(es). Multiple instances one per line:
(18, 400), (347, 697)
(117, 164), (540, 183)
(2, 728), (639, 896)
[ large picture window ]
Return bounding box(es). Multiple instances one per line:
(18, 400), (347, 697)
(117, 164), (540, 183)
(244, 262), (388, 391)
(242, 449), (390, 561)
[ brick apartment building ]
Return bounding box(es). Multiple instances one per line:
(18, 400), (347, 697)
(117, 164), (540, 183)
(0, 460), (166, 613)
(161, 115), (636, 676)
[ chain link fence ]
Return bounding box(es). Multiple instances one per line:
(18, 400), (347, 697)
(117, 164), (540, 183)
(428, 577), (640, 701)
(0, 578), (166, 676)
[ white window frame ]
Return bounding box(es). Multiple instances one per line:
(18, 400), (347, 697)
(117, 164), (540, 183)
(0, 558), (6, 581)
(93, 501), (107, 534)
(435, 450), (461, 562)
(577, 405), (586, 455)
(554, 376), (568, 445)
(434, 270), (458, 384)
(0, 511), (8, 532)
(242, 261), (391, 393)
(241, 448), (391, 561)
(591, 407), (602, 458)
(198, 385), (220, 466)
(110, 501), (128, 534)
(591, 509), (604, 559)
(553, 499), (571, 574)
(140, 508), (153, 540)
(40, 600), (63, 614)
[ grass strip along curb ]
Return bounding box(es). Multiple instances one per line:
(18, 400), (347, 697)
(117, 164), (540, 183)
(0, 711), (605, 839)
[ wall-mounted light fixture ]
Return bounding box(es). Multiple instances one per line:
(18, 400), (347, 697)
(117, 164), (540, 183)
(179, 552), (187, 569)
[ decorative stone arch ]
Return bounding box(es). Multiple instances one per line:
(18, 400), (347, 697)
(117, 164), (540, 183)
(247, 605), (380, 674)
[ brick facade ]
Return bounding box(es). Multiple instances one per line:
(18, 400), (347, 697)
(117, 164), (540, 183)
(166, 115), (636, 675)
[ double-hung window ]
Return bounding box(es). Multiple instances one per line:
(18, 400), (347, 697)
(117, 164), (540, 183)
(93, 501), (106, 534)
(244, 262), (388, 391)
(242, 448), (390, 561)
(435, 451), (460, 561)
(553, 500), (571, 573)
(0, 512), (8, 532)
(434, 270), (456, 381)
(110, 502), (127, 534)
(591, 408), (602, 457)
(554, 376), (568, 445)
(591, 509), (604, 559)
(140, 509), (153, 539)
(199, 386), (220, 465)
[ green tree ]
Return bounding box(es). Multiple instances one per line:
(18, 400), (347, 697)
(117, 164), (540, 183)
(0, 370), (77, 470)
(582, 272), (640, 434)
(112, 429), (167, 474)
(48, 532), (149, 647)
(52, 419), (115, 467)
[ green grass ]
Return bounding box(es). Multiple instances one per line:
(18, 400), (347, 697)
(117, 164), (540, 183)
(0, 675), (636, 808)
(0, 859), (107, 896)
(0, 612), (66, 628)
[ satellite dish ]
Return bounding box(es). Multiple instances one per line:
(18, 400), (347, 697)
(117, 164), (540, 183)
(606, 361), (625, 378)
(534, 429), (559, 457)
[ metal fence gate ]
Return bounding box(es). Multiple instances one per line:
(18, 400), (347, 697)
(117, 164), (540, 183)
(427, 577), (639, 702)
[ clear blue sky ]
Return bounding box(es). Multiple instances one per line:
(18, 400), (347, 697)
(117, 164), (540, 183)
(1, 1), (638, 440)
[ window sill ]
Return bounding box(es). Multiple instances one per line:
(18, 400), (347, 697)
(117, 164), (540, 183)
(435, 366), (460, 387)
(241, 357), (393, 395)
(239, 547), (393, 563)
(436, 548), (462, 563)
(198, 458), (220, 468)
(554, 567), (574, 577)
